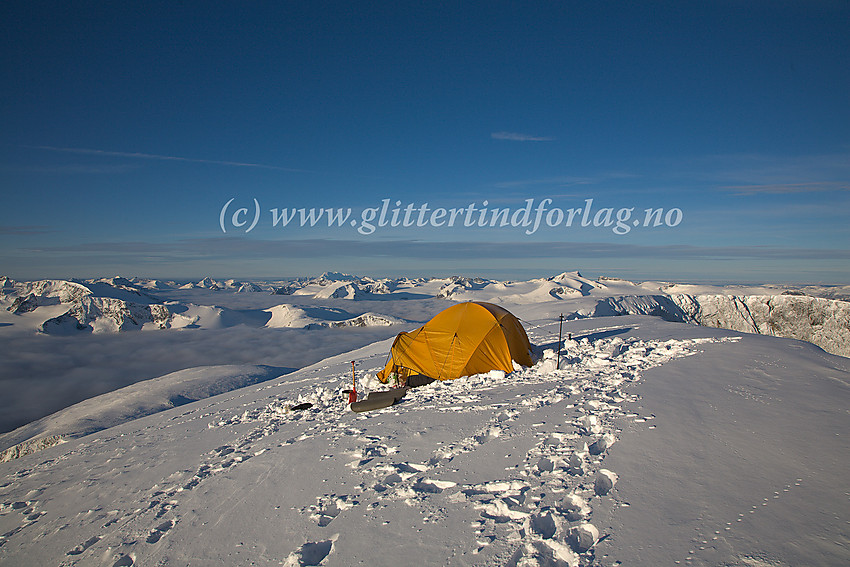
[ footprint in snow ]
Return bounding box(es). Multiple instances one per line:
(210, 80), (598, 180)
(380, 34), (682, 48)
(691, 478), (804, 564)
(112, 554), (134, 567)
(284, 534), (338, 567)
(305, 495), (358, 527)
(213, 444), (235, 457)
(146, 518), (175, 543)
(568, 523), (600, 553)
(557, 493), (591, 521)
(529, 510), (559, 539)
(66, 534), (102, 555)
(594, 469), (618, 496)
(588, 433), (617, 455)
(412, 478), (457, 494)
(507, 540), (578, 567)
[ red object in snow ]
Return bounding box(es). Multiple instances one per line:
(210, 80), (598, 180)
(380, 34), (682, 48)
(349, 360), (358, 404)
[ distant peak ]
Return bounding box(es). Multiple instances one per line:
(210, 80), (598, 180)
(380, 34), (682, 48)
(318, 271), (357, 281)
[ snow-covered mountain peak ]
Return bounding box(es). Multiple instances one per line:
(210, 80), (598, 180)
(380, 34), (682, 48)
(548, 271), (603, 294)
(316, 271), (358, 283)
(8, 279), (92, 302)
(197, 276), (222, 290)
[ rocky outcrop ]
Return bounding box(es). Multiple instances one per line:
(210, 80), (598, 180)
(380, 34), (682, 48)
(312, 312), (402, 329)
(586, 294), (850, 358)
(0, 435), (65, 463)
(39, 297), (172, 334)
(670, 294), (850, 358)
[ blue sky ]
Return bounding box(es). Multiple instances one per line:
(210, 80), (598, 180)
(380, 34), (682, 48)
(1, 1), (848, 283)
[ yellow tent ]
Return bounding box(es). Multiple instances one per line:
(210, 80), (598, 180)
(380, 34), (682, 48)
(376, 301), (533, 384)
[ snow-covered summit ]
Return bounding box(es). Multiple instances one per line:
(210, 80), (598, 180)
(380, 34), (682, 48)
(0, 315), (847, 566)
(4, 279), (91, 307)
(263, 305), (405, 329)
(549, 270), (602, 294)
(317, 271), (359, 283)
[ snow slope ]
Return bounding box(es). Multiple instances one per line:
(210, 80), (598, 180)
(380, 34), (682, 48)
(598, 324), (850, 567)
(1, 315), (847, 566)
(0, 365), (289, 461)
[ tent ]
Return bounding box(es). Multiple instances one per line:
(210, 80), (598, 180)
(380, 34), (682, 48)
(376, 301), (533, 384)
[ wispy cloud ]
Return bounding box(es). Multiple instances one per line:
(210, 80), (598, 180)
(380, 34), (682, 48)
(25, 145), (306, 172)
(719, 182), (849, 196)
(491, 131), (555, 142)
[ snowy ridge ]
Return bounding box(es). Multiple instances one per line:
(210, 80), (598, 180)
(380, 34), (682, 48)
(3, 279), (92, 305)
(0, 277), (409, 334)
(0, 365), (287, 457)
(1, 278), (170, 334)
(318, 312), (403, 329)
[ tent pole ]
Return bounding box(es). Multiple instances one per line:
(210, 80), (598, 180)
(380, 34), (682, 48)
(557, 314), (564, 370)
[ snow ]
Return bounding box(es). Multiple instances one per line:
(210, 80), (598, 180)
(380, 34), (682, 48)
(0, 365), (287, 459)
(264, 305), (405, 329)
(0, 272), (848, 566)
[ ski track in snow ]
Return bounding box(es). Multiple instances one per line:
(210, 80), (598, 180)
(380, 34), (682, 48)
(0, 330), (740, 566)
